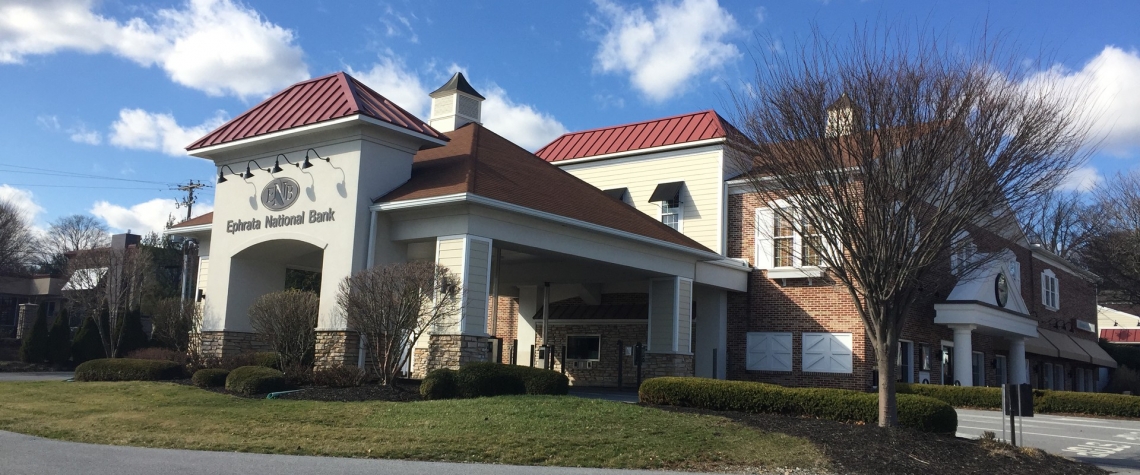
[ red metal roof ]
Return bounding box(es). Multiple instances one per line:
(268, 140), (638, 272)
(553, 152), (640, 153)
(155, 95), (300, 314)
(186, 72), (446, 151)
(1102, 329), (1140, 344)
(535, 110), (734, 163)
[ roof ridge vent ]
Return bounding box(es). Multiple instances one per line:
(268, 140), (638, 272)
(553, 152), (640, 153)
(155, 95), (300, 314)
(429, 72), (484, 133)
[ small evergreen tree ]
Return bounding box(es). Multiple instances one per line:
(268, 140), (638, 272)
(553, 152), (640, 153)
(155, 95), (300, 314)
(116, 308), (149, 356)
(18, 305), (50, 363)
(71, 317), (106, 364)
(46, 308), (72, 365)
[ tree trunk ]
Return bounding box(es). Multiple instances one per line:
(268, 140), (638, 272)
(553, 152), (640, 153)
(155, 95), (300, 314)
(875, 342), (898, 427)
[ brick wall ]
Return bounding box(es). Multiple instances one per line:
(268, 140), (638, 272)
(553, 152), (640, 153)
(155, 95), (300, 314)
(533, 322), (648, 387)
(489, 296), (518, 363)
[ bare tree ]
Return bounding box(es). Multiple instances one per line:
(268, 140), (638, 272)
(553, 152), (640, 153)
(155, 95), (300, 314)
(150, 297), (202, 353)
(1084, 171), (1140, 305)
(46, 215), (108, 254)
(63, 244), (152, 358)
(337, 261), (461, 385)
(0, 199), (36, 276)
(731, 27), (1091, 427)
(1019, 189), (1088, 262)
(248, 289), (319, 368)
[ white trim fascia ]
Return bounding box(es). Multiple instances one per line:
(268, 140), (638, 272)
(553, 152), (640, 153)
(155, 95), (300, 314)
(934, 302), (1039, 338)
(717, 148), (726, 255)
(373, 193), (727, 261)
(471, 235), (495, 335)
(548, 138), (725, 167)
(164, 223), (212, 235)
(673, 277), (681, 352)
(703, 257), (752, 270)
(1031, 244), (1099, 282)
(188, 114), (447, 157)
(458, 235), (471, 333)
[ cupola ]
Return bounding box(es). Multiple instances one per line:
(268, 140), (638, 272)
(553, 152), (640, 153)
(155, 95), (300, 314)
(429, 72), (485, 133)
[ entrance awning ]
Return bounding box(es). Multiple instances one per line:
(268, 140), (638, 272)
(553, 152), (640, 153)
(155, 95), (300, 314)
(1025, 331), (1059, 358)
(1073, 336), (1118, 368)
(1039, 329), (1090, 362)
(648, 181), (683, 203)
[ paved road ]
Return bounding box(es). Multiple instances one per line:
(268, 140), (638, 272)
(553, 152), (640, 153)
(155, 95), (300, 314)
(0, 372), (73, 382)
(0, 430), (718, 475)
(956, 409), (1140, 474)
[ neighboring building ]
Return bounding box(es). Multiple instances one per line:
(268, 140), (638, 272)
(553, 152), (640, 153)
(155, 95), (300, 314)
(0, 275), (65, 337)
(167, 70), (1113, 391)
(1100, 305), (1140, 345)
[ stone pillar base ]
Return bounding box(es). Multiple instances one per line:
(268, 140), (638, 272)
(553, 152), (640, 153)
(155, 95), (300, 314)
(315, 330), (360, 369)
(643, 353), (695, 378)
(16, 304), (38, 340)
(411, 334), (490, 378)
(195, 331), (269, 359)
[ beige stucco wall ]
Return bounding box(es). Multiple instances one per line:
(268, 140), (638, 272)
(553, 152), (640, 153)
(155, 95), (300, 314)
(557, 145), (725, 254)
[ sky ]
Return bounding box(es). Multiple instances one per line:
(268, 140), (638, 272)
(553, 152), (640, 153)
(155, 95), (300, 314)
(2, 0), (1139, 236)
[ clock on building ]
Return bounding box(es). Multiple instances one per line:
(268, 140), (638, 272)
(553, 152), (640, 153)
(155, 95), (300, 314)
(995, 273), (1009, 307)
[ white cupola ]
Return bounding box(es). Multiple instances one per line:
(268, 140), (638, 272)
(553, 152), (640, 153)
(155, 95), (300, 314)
(825, 93), (855, 137)
(428, 72), (485, 133)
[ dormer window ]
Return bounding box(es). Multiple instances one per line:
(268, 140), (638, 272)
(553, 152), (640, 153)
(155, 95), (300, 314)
(1042, 269), (1059, 310)
(649, 181), (684, 231)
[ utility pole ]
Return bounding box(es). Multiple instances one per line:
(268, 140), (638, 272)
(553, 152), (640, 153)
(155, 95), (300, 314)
(173, 180), (207, 221)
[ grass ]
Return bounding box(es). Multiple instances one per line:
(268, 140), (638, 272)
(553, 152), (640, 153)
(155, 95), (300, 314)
(0, 381), (825, 471)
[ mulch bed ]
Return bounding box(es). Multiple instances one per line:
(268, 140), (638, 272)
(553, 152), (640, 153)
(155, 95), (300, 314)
(655, 405), (1106, 475)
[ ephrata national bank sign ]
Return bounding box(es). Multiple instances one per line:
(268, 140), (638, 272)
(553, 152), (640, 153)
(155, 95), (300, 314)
(225, 177), (336, 234)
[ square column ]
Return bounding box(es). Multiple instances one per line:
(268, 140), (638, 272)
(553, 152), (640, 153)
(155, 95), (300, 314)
(1009, 337), (1027, 385)
(951, 325), (975, 386)
(412, 234), (493, 376)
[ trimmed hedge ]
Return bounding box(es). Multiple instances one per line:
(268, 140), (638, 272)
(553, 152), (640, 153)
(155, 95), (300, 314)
(225, 365), (289, 396)
(421, 368), (460, 400)
(192, 368), (230, 388)
(900, 382), (1140, 418)
(252, 352), (280, 369)
(897, 383), (1002, 409)
(74, 358), (184, 382)
(640, 377), (958, 434)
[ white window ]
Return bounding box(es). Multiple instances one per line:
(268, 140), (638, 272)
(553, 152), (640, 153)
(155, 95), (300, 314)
(802, 333), (853, 374)
(755, 205), (833, 272)
(995, 355), (1008, 386)
(1042, 269), (1059, 310)
(951, 231), (976, 276)
(897, 340), (914, 383)
(746, 332), (793, 372)
(972, 351), (985, 386)
(660, 196), (682, 230)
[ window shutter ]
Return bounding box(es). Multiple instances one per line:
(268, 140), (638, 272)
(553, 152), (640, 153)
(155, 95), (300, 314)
(803, 332), (853, 373)
(746, 332), (792, 372)
(755, 207), (775, 270)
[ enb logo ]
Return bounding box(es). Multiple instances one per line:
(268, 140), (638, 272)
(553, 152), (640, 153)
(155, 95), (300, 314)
(261, 177), (300, 211)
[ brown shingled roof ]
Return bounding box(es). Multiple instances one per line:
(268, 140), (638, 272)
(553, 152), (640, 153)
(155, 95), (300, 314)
(377, 123), (713, 253)
(170, 212), (213, 229)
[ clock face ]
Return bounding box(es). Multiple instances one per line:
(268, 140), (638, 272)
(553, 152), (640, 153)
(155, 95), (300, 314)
(995, 273), (1009, 307)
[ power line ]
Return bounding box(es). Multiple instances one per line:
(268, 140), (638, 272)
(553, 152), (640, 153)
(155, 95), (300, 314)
(0, 163), (176, 185)
(0, 183), (169, 190)
(173, 180), (209, 221)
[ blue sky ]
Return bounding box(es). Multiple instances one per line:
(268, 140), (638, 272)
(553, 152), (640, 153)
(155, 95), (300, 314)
(2, 0), (1139, 235)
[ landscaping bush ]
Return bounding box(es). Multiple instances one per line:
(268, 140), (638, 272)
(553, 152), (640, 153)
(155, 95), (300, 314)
(311, 365), (367, 388)
(74, 358), (184, 381)
(45, 309), (72, 365)
(506, 365), (570, 395)
(1034, 390), (1140, 418)
(455, 363), (570, 398)
(225, 365), (289, 396)
(420, 368), (460, 400)
(71, 317), (105, 365)
(639, 377), (958, 434)
(247, 290), (318, 368)
(18, 307), (49, 363)
(115, 309), (149, 356)
(897, 383), (1002, 409)
(126, 347), (187, 365)
(253, 351), (280, 369)
(192, 368), (230, 388)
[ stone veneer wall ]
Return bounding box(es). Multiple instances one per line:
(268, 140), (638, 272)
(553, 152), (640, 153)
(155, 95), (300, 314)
(534, 323), (650, 387)
(315, 331), (360, 368)
(411, 334), (490, 378)
(643, 353), (695, 379)
(196, 331), (269, 359)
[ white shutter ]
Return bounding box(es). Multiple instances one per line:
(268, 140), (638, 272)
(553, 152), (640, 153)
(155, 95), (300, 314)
(802, 332), (853, 374)
(746, 332), (792, 371)
(755, 207), (774, 269)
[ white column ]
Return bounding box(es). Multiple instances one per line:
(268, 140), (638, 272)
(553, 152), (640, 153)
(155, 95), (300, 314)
(1009, 337), (1027, 385)
(952, 325), (974, 386)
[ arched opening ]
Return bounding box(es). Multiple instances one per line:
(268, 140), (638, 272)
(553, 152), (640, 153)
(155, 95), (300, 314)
(224, 239), (325, 334)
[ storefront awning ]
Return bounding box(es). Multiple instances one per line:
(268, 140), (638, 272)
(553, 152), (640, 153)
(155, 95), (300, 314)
(1073, 336), (1118, 368)
(1025, 330), (1059, 358)
(648, 181), (683, 203)
(1039, 329), (1090, 362)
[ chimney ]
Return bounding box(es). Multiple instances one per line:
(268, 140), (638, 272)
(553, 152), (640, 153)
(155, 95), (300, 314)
(826, 93), (855, 137)
(428, 72), (485, 133)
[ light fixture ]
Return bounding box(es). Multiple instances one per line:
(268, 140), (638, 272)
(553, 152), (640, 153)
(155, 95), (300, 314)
(216, 165), (238, 183)
(303, 148), (330, 169)
(270, 154), (288, 173)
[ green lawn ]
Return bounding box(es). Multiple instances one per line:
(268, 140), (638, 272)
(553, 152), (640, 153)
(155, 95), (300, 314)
(0, 382), (825, 471)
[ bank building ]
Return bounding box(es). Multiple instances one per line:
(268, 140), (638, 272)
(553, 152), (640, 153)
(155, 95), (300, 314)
(169, 71), (1115, 391)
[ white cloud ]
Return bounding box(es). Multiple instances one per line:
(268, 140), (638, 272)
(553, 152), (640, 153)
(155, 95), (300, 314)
(1026, 46), (1140, 157)
(109, 108), (227, 156)
(481, 84), (568, 151)
(0, 0), (308, 99)
(68, 125), (101, 145)
(591, 0), (740, 102)
(0, 185), (46, 222)
(348, 56), (430, 118)
(379, 5), (418, 44)
(1058, 166), (1101, 192)
(91, 198), (214, 234)
(349, 58), (566, 151)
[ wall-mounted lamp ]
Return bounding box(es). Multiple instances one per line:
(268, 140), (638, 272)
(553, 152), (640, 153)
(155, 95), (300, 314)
(216, 165), (238, 183)
(300, 148), (330, 169)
